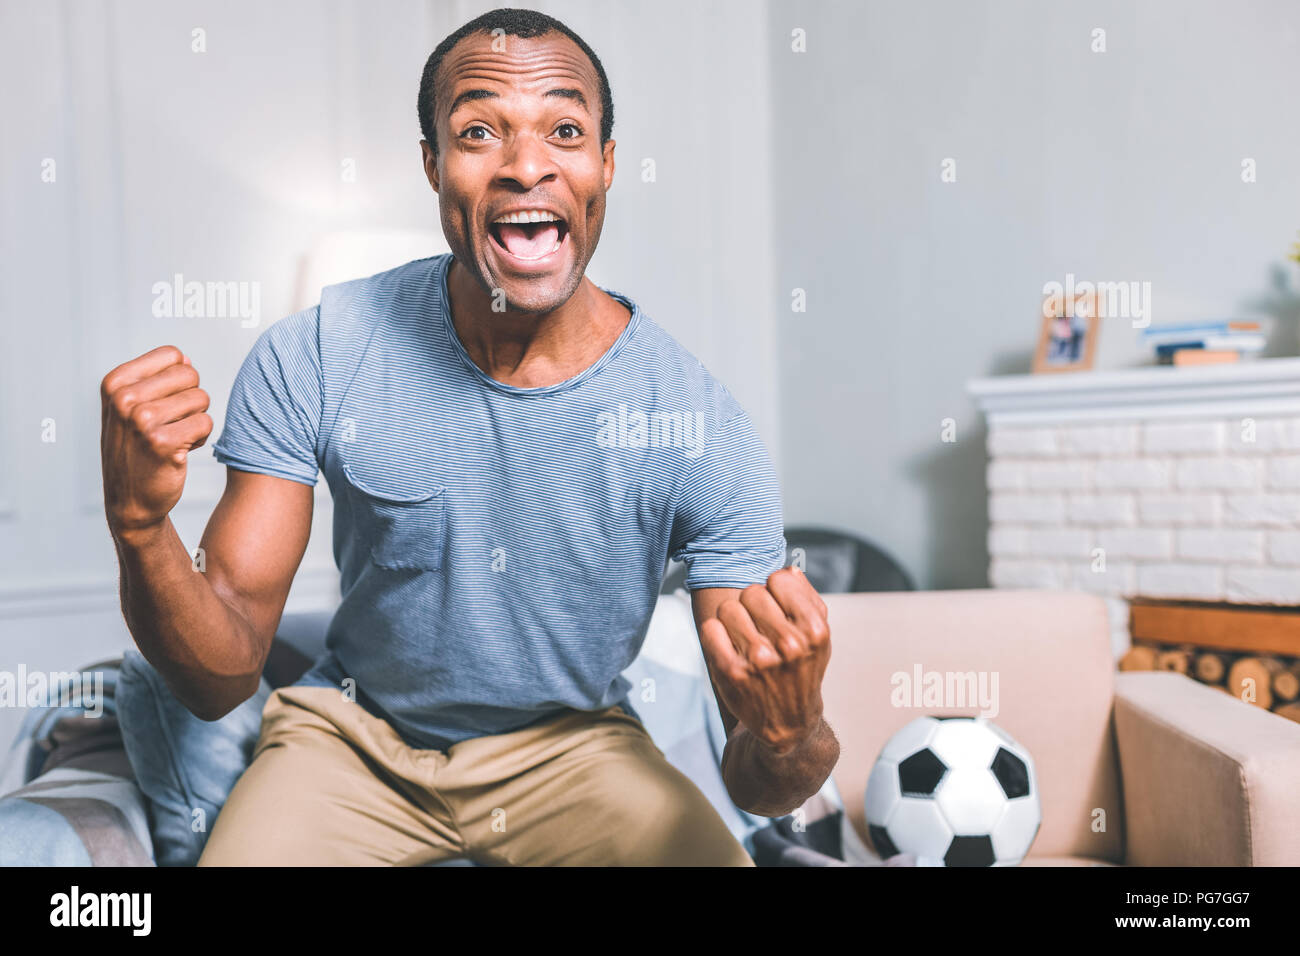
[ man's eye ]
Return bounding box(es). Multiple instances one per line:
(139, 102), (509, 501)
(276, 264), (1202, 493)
(556, 123), (583, 139)
(460, 126), (490, 140)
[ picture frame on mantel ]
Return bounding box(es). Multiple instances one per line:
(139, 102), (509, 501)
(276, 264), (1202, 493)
(1033, 290), (1100, 374)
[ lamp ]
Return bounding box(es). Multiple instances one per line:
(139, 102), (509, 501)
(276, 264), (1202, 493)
(293, 229), (450, 313)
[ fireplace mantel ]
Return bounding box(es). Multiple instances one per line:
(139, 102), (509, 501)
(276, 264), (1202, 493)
(968, 357), (1300, 425)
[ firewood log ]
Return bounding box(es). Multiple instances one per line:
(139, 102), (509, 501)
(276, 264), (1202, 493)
(1226, 657), (1285, 710)
(1155, 647), (1193, 676)
(1270, 663), (1300, 703)
(1193, 652), (1229, 685)
(1119, 644), (1159, 672)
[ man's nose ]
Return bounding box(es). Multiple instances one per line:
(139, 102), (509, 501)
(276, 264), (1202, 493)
(495, 132), (558, 191)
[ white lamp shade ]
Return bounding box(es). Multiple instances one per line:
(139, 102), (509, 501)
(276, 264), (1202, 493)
(294, 228), (450, 313)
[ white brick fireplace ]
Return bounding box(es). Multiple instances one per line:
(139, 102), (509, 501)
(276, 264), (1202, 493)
(968, 358), (1300, 651)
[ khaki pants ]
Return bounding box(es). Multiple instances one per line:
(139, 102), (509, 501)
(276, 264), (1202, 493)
(197, 686), (754, 866)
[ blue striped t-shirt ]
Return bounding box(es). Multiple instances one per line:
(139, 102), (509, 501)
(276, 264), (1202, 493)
(212, 254), (785, 749)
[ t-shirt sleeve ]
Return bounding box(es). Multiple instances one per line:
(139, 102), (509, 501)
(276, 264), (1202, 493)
(669, 411), (787, 590)
(211, 307), (323, 486)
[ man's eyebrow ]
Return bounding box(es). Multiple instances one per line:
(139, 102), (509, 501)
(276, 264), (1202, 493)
(543, 88), (589, 112)
(447, 87), (590, 116)
(448, 88), (498, 116)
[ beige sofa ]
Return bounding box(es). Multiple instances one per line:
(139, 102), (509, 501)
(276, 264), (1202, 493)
(821, 588), (1300, 866)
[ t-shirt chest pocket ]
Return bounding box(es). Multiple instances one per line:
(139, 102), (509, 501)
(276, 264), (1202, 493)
(342, 461), (447, 571)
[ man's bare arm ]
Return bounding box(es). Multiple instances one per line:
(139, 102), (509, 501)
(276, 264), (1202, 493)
(691, 574), (840, 818)
(101, 345), (313, 720)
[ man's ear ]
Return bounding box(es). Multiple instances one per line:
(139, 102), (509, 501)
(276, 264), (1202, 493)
(421, 140), (440, 193)
(602, 138), (616, 191)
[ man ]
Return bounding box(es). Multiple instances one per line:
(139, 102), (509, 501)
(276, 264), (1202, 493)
(99, 7), (837, 866)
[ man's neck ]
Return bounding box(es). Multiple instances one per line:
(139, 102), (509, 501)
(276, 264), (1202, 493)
(446, 259), (632, 389)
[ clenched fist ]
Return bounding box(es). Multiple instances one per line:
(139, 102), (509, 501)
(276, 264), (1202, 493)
(100, 345), (212, 536)
(698, 566), (832, 756)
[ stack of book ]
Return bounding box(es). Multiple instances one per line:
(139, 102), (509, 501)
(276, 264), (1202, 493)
(1140, 320), (1265, 366)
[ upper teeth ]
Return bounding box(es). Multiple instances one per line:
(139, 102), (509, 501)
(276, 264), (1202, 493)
(493, 210), (561, 224)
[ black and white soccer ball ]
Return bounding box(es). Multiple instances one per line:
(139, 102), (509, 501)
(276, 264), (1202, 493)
(864, 716), (1041, 866)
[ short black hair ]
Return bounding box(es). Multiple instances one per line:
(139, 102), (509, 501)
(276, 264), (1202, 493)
(418, 7), (614, 157)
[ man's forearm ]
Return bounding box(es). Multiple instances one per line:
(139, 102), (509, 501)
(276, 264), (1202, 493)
(720, 716), (839, 818)
(113, 519), (263, 720)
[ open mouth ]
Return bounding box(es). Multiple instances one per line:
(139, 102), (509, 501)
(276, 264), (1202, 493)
(488, 210), (569, 263)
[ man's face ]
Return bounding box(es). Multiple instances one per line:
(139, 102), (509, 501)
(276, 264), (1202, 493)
(423, 31), (614, 314)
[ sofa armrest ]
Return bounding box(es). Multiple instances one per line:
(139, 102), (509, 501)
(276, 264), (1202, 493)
(1113, 671), (1300, 866)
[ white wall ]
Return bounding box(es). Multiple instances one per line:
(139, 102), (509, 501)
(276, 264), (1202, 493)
(0, 0), (782, 747)
(768, 0), (1300, 589)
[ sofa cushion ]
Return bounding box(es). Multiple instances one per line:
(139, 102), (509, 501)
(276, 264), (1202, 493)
(1, 658), (126, 793)
(0, 768), (153, 866)
(116, 650), (272, 867)
(0, 659), (153, 867)
(819, 589), (1123, 863)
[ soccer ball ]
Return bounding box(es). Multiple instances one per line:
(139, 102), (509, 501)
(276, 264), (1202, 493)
(864, 716), (1041, 866)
